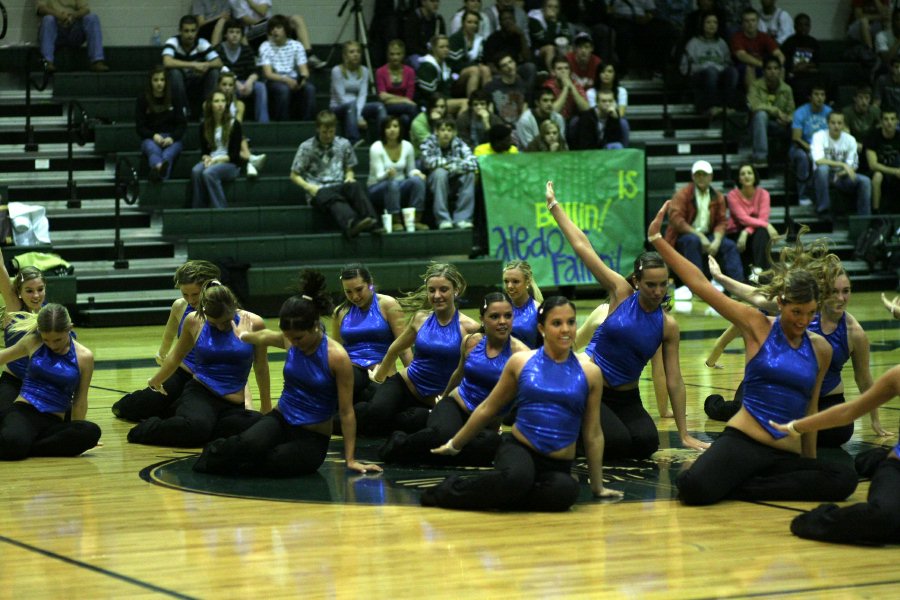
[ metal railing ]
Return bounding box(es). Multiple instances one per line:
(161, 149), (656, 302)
(1, 1), (8, 40)
(112, 157), (139, 269)
(24, 47), (52, 152)
(66, 99), (90, 209)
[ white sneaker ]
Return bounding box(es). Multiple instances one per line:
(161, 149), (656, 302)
(798, 197), (812, 207)
(456, 220), (473, 229)
(246, 163), (258, 178)
(438, 221), (454, 230)
(307, 55), (327, 70)
(711, 280), (724, 293)
(674, 285), (693, 301)
(249, 153), (267, 170)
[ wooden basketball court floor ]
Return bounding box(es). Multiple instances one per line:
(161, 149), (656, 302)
(2, 290), (899, 599)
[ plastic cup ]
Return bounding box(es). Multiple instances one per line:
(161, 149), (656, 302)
(402, 207), (416, 232)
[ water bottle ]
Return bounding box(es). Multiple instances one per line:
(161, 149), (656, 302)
(151, 27), (162, 47)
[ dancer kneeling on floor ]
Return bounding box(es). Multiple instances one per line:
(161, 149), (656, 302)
(194, 270), (381, 476)
(127, 281), (270, 447)
(0, 304), (100, 460)
(647, 200), (858, 505)
(380, 292), (529, 465)
(423, 296), (623, 511)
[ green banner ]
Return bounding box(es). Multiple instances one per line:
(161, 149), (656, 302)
(479, 149), (645, 287)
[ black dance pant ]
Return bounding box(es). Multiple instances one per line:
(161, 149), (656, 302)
(126, 380), (261, 448)
(194, 409), (331, 477)
(354, 373), (430, 436)
(0, 371), (23, 412)
(0, 402), (101, 460)
(705, 386), (853, 448)
(676, 427), (858, 506)
(111, 368), (193, 422)
(791, 449), (900, 545)
(423, 435), (579, 512)
(381, 397), (500, 466)
(350, 364), (376, 404)
(601, 386), (659, 459)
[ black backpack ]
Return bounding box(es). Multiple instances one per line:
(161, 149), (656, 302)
(854, 217), (893, 269)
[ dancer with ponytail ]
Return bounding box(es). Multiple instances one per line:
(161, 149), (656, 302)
(194, 270), (381, 476)
(0, 304), (100, 460)
(502, 260), (543, 349)
(127, 281), (269, 447)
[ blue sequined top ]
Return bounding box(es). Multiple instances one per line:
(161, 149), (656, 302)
(178, 305), (197, 372)
(192, 314), (255, 397)
(514, 348), (588, 454)
(589, 292), (663, 387)
(406, 310), (462, 397)
(457, 336), (512, 412)
(512, 299), (539, 349)
(19, 334), (80, 413)
(808, 313), (849, 395)
(339, 294), (394, 368)
(743, 318), (819, 439)
(278, 334), (337, 426)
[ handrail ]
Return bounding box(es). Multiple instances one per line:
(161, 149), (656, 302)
(660, 67), (675, 139)
(1, 1), (8, 40)
(112, 157), (139, 269)
(24, 47), (52, 152)
(66, 99), (89, 209)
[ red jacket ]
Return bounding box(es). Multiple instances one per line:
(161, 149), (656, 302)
(664, 183), (728, 245)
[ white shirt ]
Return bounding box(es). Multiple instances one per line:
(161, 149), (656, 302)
(259, 39), (307, 78)
(693, 187), (711, 234)
(229, 0), (271, 22)
(758, 8), (794, 45)
(368, 140), (421, 182)
(810, 130), (859, 170)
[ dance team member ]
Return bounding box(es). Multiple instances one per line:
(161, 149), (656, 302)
(0, 248), (46, 410)
(647, 200), (858, 505)
(546, 181), (708, 458)
(194, 270), (381, 476)
(502, 260), (542, 349)
(771, 366), (900, 545)
(112, 260), (221, 421)
(358, 263), (480, 436)
(380, 292), (529, 465)
(424, 296), (622, 510)
(127, 282), (269, 447)
(0, 304), (100, 460)
(332, 263), (411, 404)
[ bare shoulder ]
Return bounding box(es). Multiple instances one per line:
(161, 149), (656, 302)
(464, 331), (484, 352)
(410, 310), (430, 329)
(844, 311), (867, 338)
(170, 297), (189, 316)
(73, 340), (94, 366)
(662, 311), (681, 335)
(509, 337), (530, 353)
(327, 337), (351, 363)
(459, 312), (481, 333)
(240, 310), (266, 330)
(807, 331), (833, 358)
(507, 349), (535, 372)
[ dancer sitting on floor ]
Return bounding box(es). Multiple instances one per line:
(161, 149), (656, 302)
(502, 260), (543, 349)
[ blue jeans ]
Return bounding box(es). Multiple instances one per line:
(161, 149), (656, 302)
(266, 80), (316, 121)
(240, 79), (270, 123)
(675, 233), (744, 281)
(751, 111), (789, 163)
(813, 165), (872, 216)
(192, 161), (239, 208)
(140, 137), (183, 180)
(789, 144), (812, 200)
(39, 13), (105, 63)
(385, 102), (421, 130)
(332, 101), (387, 143)
(428, 168), (475, 225)
(691, 66), (738, 112)
(169, 67), (219, 119)
(368, 177), (425, 213)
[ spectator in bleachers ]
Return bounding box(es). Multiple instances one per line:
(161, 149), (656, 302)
(411, 93), (447, 156)
(36, 0), (108, 73)
(570, 89), (626, 150)
(451, 0), (492, 39)
(229, 2), (326, 68)
(474, 123), (518, 156)
(789, 83), (831, 204)
(875, 56), (900, 114)
(875, 8), (900, 72)
(259, 15), (315, 121)
(162, 15), (222, 120)
(730, 8), (784, 92)
(681, 11), (738, 118)
(213, 72), (267, 177)
(608, 0), (676, 75)
(290, 110), (382, 239)
(865, 109), (900, 212)
(587, 63), (630, 145)
(683, 0), (727, 43)
(456, 89), (504, 148)
(780, 13), (819, 101)
(566, 32), (602, 90)
(403, 0), (448, 70)
(748, 56), (794, 167)
(515, 87), (565, 148)
(484, 6), (533, 73)
(217, 19), (268, 123)
(192, 0), (229, 45)
(655, 0), (693, 40)
(448, 10), (493, 98)
(524, 118), (567, 152)
(666, 159), (745, 284)
(417, 35), (468, 115)
(421, 119), (478, 230)
(368, 116), (428, 231)
(757, 0), (793, 45)
(726, 164), (778, 273)
(136, 66), (186, 182)
(528, 0), (572, 72)
(375, 39), (420, 130)
(191, 91), (244, 208)
(865, 110), (900, 213)
(543, 55), (589, 123)
(811, 112), (872, 219)
(842, 86), (881, 154)
(848, 0), (891, 50)
(486, 0), (531, 47)
(330, 41), (387, 145)
(718, 0), (751, 37)
(484, 52), (531, 127)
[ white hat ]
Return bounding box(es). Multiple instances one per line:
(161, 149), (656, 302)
(691, 160), (713, 174)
